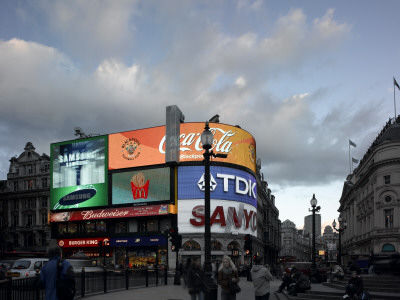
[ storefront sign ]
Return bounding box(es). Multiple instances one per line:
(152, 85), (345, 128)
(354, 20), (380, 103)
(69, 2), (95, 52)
(110, 235), (166, 247)
(50, 204), (170, 222)
(108, 123), (256, 173)
(58, 237), (110, 248)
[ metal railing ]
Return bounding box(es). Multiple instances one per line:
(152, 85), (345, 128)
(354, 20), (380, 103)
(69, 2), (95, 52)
(0, 268), (168, 300)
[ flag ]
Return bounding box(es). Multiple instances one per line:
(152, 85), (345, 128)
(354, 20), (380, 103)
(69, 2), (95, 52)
(349, 139), (357, 147)
(394, 77), (400, 90)
(352, 157), (359, 164)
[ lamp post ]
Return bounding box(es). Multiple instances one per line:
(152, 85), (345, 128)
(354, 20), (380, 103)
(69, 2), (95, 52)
(309, 194), (320, 272)
(332, 217), (347, 265)
(201, 121), (227, 300)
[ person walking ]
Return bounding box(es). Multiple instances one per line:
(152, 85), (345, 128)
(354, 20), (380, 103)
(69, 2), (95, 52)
(250, 256), (273, 300)
(39, 245), (75, 300)
(186, 257), (207, 300)
(218, 255), (240, 300)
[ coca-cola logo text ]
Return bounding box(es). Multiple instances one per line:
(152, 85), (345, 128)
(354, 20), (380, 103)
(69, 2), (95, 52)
(159, 127), (236, 154)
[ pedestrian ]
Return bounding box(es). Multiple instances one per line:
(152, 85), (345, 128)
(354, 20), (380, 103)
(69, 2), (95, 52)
(250, 256), (273, 300)
(288, 268), (311, 296)
(186, 257), (208, 300)
(183, 258), (192, 285)
(218, 255), (240, 300)
(276, 271), (292, 293)
(343, 271), (364, 299)
(39, 245), (75, 300)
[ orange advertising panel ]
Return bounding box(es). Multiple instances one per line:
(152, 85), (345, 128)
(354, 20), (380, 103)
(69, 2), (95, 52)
(108, 123), (256, 173)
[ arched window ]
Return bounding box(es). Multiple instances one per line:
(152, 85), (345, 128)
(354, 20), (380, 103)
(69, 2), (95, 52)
(227, 241), (240, 250)
(182, 240), (201, 251)
(211, 240), (222, 250)
(382, 243), (395, 252)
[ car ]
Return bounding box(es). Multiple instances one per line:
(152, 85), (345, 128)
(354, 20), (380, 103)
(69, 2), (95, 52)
(0, 261), (14, 280)
(67, 259), (103, 273)
(10, 258), (49, 279)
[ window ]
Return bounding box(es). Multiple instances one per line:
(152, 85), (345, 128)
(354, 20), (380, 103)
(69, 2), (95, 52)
(13, 234), (19, 247)
(27, 180), (34, 190)
(58, 223), (67, 235)
(42, 178), (48, 188)
(26, 214), (34, 226)
(41, 197), (47, 208)
(382, 243), (395, 252)
(41, 213), (48, 225)
(13, 215), (18, 227)
(85, 221), (96, 233)
(384, 209), (393, 228)
(384, 175), (391, 184)
(384, 196), (392, 203)
(96, 221), (106, 233)
(41, 232), (47, 247)
(27, 165), (32, 174)
(182, 240), (201, 251)
(211, 240), (222, 250)
(13, 181), (19, 191)
(115, 221), (127, 233)
(13, 201), (18, 210)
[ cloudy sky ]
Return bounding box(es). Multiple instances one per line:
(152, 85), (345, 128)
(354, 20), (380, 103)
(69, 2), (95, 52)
(1, 0), (399, 232)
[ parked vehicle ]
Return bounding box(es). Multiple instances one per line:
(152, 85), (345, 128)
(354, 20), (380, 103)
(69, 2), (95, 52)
(0, 261), (14, 280)
(10, 258), (49, 279)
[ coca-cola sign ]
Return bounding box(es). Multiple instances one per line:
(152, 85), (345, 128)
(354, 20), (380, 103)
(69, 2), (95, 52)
(109, 123), (256, 173)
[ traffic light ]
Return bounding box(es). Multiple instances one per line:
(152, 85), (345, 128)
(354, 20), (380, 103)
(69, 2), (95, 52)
(244, 234), (252, 254)
(168, 227), (182, 252)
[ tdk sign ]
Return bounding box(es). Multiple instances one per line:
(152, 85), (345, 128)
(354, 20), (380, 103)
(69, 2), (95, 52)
(178, 166), (257, 207)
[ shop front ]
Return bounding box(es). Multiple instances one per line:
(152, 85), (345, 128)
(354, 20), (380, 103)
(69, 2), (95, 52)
(111, 235), (167, 269)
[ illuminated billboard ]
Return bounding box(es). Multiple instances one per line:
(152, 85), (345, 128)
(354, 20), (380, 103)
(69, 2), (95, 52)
(50, 136), (108, 210)
(177, 166), (257, 235)
(178, 199), (257, 235)
(108, 123), (256, 173)
(112, 167), (171, 206)
(178, 166), (257, 207)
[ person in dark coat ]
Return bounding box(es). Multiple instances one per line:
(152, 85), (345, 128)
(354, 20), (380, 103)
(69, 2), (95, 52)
(218, 255), (240, 300)
(288, 268), (311, 296)
(343, 271), (364, 299)
(186, 257), (207, 300)
(276, 271), (293, 293)
(40, 245), (75, 300)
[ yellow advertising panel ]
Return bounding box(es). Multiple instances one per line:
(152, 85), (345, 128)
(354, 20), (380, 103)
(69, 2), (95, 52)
(109, 123), (256, 173)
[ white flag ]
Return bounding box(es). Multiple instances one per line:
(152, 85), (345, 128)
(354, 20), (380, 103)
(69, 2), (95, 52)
(349, 139), (357, 147)
(352, 157), (359, 164)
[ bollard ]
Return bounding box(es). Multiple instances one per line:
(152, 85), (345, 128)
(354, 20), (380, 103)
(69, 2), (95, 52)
(125, 268), (129, 290)
(103, 267), (107, 293)
(35, 269), (41, 300)
(81, 267), (85, 298)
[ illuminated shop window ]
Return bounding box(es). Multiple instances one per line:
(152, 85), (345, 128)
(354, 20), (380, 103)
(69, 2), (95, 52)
(227, 241), (240, 250)
(183, 240), (201, 251)
(211, 240), (222, 250)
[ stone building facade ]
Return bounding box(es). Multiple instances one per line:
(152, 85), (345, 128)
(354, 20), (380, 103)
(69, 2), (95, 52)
(0, 142), (50, 253)
(338, 116), (400, 263)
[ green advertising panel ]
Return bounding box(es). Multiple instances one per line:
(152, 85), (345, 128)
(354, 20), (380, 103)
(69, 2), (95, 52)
(112, 167), (170, 205)
(50, 136), (108, 210)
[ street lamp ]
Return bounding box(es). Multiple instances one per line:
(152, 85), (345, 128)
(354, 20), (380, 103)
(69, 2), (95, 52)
(332, 217), (347, 265)
(201, 121), (227, 300)
(309, 194), (321, 272)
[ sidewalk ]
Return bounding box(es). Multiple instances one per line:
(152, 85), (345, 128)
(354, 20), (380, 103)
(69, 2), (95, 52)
(82, 277), (282, 300)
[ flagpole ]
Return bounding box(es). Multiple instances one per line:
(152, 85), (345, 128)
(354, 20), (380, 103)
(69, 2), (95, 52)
(394, 80), (397, 120)
(349, 142), (351, 174)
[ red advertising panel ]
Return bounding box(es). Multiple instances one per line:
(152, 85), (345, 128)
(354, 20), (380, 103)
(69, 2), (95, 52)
(108, 123), (256, 173)
(50, 205), (171, 222)
(58, 237), (110, 248)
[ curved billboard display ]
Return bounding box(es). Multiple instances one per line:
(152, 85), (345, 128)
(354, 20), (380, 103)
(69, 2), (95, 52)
(50, 136), (108, 210)
(108, 123), (256, 173)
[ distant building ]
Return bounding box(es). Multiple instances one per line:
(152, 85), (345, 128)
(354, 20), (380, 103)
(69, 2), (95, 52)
(0, 142), (50, 253)
(280, 219), (309, 261)
(304, 214), (321, 237)
(339, 116), (400, 264)
(322, 225), (339, 262)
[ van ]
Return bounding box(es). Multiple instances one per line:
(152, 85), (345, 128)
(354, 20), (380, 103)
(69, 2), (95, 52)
(10, 258), (49, 279)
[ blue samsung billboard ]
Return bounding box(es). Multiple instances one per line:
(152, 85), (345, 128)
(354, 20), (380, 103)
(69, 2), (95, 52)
(178, 165), (257, 207)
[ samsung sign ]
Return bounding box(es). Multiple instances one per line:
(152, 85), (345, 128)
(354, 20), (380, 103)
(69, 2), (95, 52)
(178, 166), (257, 207)
(177, 166), (257, 235)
